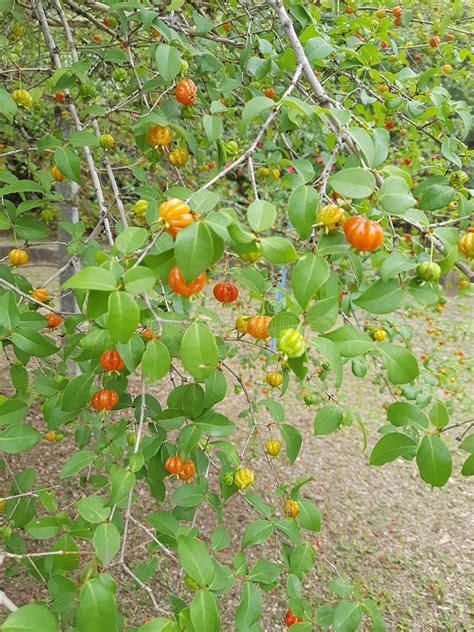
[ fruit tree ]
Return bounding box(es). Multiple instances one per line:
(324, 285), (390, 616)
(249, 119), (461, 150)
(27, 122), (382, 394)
(0, 0), (473, 630)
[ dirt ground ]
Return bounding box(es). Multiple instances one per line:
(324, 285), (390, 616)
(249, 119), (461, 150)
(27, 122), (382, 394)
(0, 263), (473, 631)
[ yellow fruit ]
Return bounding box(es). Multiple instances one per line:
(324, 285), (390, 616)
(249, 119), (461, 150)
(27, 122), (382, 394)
(317, 204), (345, 230)
(51, 165), (66, 182)
(43, 431), (57, 442)
(168, 148), (189, 166)
(441, 64), (452, 73)
(265, 439), (281, 457)
(233, 467), (255, 490)
(8, 248), (29, 266)
(31, 288), (49, 302)
(99, 133), (115, 149)
(373, 329), (387, 342)
(459, 232), (474, 258)
(270, 168), (280, 180)
(235, 316), (249, 334)
(146, 124), (172, 147)
(133, 199), (149, 216)
(284, 499), (299, 518)
(240, 250), (261, 262)
(265, 372), (283, 387)
(12, 89), (33, 109)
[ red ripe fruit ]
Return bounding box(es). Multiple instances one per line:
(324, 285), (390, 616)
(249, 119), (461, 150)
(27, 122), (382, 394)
(179, 460), (195, 480)
(403, 157), (412, 166)
(285, 608), (303, 627)
(165, 455), (183, 474)
(54, 91), (65, 103)
(213, 282), (239, 303)
(392, 6), (402, 18)
(176, 79), (197, 106)
(91, 389), (119, 411)
(385, 119), (395, 130)
(100, 350), (125, 372)
(343, 215), (384, 252)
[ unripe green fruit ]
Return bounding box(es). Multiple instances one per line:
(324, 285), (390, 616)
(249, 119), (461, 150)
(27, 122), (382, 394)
(277, 328), (305, 358)
(180, 60), (189, 75)
(303, 394), (316, 406)
(417, 261), (441, 282)
(112, 68), (128, 83)
(226, 140), (239, 155)
(223, 472), (234, 485)
(127, 432), (136, 447)
(181, 105), (195, 119)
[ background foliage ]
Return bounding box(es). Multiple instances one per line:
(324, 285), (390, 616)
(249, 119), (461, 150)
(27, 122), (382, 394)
(0, 0), (473, 630)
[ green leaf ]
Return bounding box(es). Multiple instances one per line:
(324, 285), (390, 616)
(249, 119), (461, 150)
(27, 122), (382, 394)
(380, 252), (417, 281)
(280, 423), (302, 464)
(333, 600), (361, 632)
(298, 499), (321, 532)
(353, 279), (403, 314)
(93, 523), (121, 565)
(172, 484), (205, 507)
(378, 343), (419, 385)
(369, 432), (418, 465)
(287, 185), (320, 239)
(60, 450), (96, 479)
(203, 115), (223, 142)
(15, 216), (48, 240)
(379, 176), (416, 215)
(235, 582), (262, 632)
(0, 398), (28, 427)
(241, 520), (273, 549)
(61, 372), (95, 412)
(312, 337), (342, 388)
(180, 322), (218, 381)
(11, 329), (58, 358)
(306, 297), (339, 333)
(190, 590), (220, 632)
(195, 411), (235, 437)
(248, 559), (282, 584)
(0, 423), (41, 454)
(1, 604), (58, 632)
(108, 469), (135, 506)
(123, 266), (157, 294)
(441, 138), (462, 168)
(387, 402), (428, 429)
(25, 517), (60, 540)
(289, 543), (315, 580)
(175, 222), (214, 283)
(461, 454), (474, 476)
(74, 576), (118, 632)
(154, 44), (181, 82)
(328, 168), (375, 199)
(211, 526), (231, 551)
(141, 340), (171, 382)
(347, 127), (374, 166)
(242, 96), (274, 128)
(177, 535), (215, 586)
(304, 37), (334, 61)
(416, 435), (452, 487)
(429, 401), (449, 429)
(261, 236), (298, 264)
(247, 200), (276, 232)
(0, 291), (20, 333)
(363, 599), (386, 632)
(291, 254), (329, 309)
(76, 496), (110, 524)
(115, 227), (148, 254)
(0, 84), (18, 120)
(314, 405), (343, 436)
(106, 291), (140, 344)
(54, 147), (82, 184)
(323, 325), (373, 358)
(63, 267), (117, 291)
